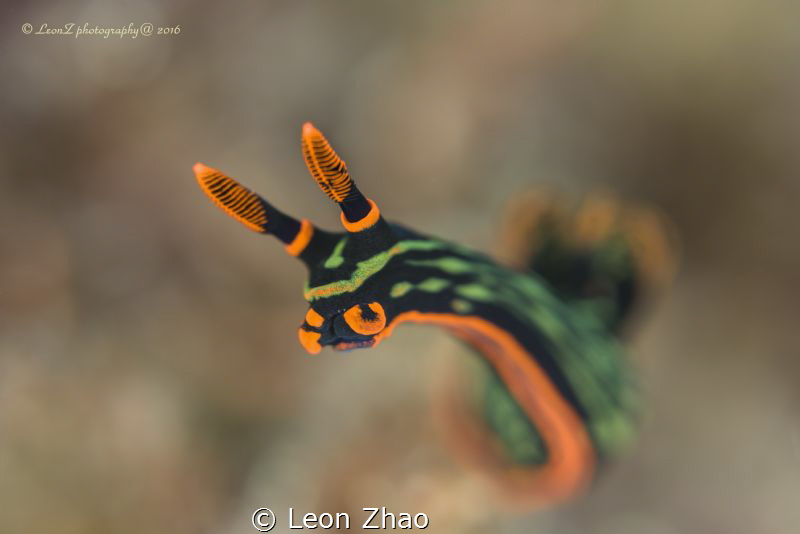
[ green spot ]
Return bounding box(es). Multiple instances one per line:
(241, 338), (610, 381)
(593, 413), (637, 453)
(513, 439), (546, 463)
(529, 306), (569, 339)
(455, 283), (494, 301)
(390, 281), (413, 298)
(407, 256), (477, 274)
(323, 237), (348, 269)
(451, 298), (473, 313)
(391, 278), (450, 299)
(482, 366), (548, 465)
(417, 277), (450, 292)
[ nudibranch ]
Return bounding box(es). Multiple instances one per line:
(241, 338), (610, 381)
(193, 122), (676, 509)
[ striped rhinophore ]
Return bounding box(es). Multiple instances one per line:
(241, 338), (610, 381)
(301, 122), (355, 203)
(194, 163), (268, 233)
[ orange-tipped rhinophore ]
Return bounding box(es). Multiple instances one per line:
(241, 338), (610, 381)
(194, 162), (269, 233)
(301, 122), (355, 203)
(300, 122), (385, 233)
(193, 161), (321, 259)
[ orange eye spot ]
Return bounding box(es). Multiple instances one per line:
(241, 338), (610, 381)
(298, 328), (322, 355)
(305, 308), (325, 328)
(343, 302), (386, 335)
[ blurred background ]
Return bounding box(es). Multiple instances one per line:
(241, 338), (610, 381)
(2, 0), (800, 532)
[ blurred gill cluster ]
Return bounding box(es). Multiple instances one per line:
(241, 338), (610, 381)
(1, 1), (799, 533)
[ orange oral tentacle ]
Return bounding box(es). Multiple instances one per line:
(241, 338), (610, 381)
(304, 308), (325, 329)
(297, 328), (322, 355)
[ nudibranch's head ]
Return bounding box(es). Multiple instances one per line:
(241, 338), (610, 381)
(297, 301), (387, 354)
(194, 122), (398, 355)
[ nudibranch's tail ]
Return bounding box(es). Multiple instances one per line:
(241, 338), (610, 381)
(498, 189), (679, 333)
(193, 162), (319, 259)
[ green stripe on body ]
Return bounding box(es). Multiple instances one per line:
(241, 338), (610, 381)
(305, 240), (449, 301)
